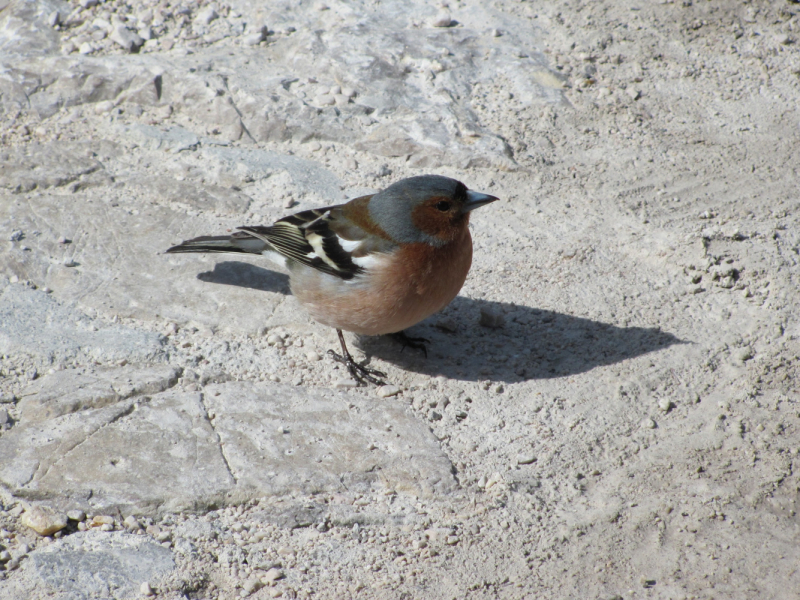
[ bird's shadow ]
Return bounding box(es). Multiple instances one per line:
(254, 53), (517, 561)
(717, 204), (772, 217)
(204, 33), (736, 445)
(197, 261), (291, 294)
(357, 297), (685, 383)
(193, 261), (684, 383)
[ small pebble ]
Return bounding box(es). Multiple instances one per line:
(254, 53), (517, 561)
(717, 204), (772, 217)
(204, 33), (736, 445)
(9, 230), (24, 242)
(0, 550), (10, 562)
(263, 567), (285, 583)
(243, 578), (264, 594)
(644, 418), (657, 429)
(435, 318), (457, 332)
(517, 454), (537, 465)
(21, 506), (68, 536)
(156, 531), (171, 542)
(314, 94), (336, 106)
(306, 351), (321, 361)
(428, 410), (442, 421)
(66, 509), (86, 522)
(431, 12), (452, 27)
(424, 527), (453, 542)
(479, 308), (504, 329)
(194, 7), (218, 26)
(94, 100), (115, 114)
(0, 408), (8, 425)
(123, 515), (141, 530)
(775, 33), (791, 45)
(334, 379), (359, 389)
(658, 398), (673, 413)
(243, 25), (268, 45)
(140, 581), (154, 596)
(92, 515), (114, 526)
(110, 24), (143, 52)
(377, 385), (400, 398)
(48, 10), (61, 27)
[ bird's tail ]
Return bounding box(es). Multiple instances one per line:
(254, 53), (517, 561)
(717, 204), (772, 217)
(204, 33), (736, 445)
(165, 231), (270, 255)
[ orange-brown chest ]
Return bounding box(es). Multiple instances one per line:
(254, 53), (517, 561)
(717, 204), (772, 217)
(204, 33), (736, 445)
(375, 226), (473, 310)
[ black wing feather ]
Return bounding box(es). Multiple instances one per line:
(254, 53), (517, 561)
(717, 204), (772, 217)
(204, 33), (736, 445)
(238, 206), (365, 280)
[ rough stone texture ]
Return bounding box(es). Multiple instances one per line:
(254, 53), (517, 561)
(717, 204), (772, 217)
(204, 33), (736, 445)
(0, 374), (454, 514)
(204, 381), (456, 499)
(17, 364), (181, 422)
(0, 281), (166, 364)
(0, 142), (113, 193)
(0, 531), (174, 600)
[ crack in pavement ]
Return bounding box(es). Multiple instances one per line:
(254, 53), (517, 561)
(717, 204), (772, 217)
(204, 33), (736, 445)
(32, 399), (140, 486)
(197, 391), (239, 485)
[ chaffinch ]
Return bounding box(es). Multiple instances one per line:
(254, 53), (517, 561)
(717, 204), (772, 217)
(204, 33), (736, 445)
(166, 174), (498, 384)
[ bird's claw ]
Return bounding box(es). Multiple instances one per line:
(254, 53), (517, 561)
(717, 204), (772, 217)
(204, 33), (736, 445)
(327, 349), (387, 386)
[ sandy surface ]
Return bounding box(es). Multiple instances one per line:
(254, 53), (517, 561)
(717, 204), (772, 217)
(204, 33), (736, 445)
(1, 0), (799, 599)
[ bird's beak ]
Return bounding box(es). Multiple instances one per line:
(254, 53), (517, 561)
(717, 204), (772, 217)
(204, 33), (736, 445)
(463, 190), (499, 213)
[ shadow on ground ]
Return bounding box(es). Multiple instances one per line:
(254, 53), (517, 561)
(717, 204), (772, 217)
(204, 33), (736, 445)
(358, 297), (684, 383)
(194, 261), (683, 383)
(197, 261), (291, 294)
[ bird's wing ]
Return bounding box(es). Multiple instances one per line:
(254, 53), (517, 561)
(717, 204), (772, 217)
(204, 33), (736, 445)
(239, 203), (394, 281)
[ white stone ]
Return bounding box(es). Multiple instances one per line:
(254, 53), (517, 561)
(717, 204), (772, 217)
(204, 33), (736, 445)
(431, 12), (452, 27)
(377, 385), (400, 398)
(263, 567), (284, 583)
(194, 7), (218, 26)
(110, 24), (144, 53)
(334, 378), (359, 388)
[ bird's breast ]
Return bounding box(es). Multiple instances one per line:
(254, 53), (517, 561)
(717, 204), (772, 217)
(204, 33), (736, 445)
(290, 228), (473, 335)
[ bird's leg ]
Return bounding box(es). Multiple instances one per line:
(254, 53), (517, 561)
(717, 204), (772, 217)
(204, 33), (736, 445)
(388, 330), (429, 358)
(328, 329), (387, 386)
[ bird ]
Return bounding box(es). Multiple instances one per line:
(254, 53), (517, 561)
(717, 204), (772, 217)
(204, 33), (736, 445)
(165, 174), (498, 385)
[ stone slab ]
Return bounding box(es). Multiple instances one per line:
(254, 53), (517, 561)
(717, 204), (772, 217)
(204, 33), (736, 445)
(0, 373), (455, 515)
(0, 281), (166, 364)
(204, 381), (456, 499)
(17, 364), (182, 423)
(0, 531), (174, 600)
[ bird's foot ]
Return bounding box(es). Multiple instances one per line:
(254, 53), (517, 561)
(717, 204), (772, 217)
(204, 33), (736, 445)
(327, 349), (387, 386)
(388, 331), (429, 358)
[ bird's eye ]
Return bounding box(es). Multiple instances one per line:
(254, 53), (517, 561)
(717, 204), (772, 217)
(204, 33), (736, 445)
(435, 201), (452, 212)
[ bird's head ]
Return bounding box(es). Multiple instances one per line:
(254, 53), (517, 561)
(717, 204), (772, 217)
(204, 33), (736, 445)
(369, 175), (498, 246)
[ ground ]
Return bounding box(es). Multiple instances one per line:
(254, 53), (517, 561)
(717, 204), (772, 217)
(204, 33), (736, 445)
(0, 0), (799, 599)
